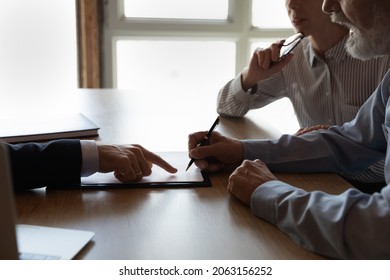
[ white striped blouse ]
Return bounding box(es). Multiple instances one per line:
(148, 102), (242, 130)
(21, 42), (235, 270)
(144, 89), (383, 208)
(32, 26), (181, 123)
(217, 36), (390, 128)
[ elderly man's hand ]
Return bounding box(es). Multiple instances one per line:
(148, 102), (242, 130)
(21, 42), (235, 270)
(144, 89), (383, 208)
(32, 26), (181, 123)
(228, 159), (277, 205)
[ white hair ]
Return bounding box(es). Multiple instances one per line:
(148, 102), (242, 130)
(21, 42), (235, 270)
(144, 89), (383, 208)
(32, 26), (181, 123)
(331, 3), (390, 60)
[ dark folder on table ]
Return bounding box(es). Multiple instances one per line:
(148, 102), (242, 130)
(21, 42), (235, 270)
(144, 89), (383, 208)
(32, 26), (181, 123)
(0, 113), (99, 143)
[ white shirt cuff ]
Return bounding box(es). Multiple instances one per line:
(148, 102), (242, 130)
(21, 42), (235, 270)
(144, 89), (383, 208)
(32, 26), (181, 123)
(80, 140), (99, 177)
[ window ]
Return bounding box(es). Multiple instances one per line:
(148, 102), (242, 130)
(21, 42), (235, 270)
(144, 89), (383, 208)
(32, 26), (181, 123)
(103, 0), (299, 133)
(124, 0), (229, 20)
(103, 0), (293, 88)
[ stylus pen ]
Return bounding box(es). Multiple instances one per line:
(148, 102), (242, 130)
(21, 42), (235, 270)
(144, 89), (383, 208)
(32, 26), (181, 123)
(185, 116), (220, 171)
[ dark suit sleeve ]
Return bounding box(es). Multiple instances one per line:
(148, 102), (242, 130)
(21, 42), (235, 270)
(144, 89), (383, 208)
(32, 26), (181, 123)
(7, 140), (82, 190)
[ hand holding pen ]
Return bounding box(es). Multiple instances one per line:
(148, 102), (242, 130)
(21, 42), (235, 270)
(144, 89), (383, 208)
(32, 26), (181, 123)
(186, 116), (220, 171)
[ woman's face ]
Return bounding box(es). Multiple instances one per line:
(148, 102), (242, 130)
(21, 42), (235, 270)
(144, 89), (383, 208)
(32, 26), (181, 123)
(285, 0), (336, 35)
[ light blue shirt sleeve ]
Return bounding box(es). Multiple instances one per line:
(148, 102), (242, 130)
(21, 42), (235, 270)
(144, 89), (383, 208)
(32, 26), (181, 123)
(246, 70), (390, 259)
(241, 72), (389, 177)
(251, 181), (390, 259)
(80, 140), (99, 177)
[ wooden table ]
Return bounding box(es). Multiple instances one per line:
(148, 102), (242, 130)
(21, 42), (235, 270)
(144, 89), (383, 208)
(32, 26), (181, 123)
(14, 89), (352, 259)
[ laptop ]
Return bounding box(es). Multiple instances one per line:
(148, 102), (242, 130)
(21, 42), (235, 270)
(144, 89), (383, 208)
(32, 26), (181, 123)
(0, 143), (95, 260)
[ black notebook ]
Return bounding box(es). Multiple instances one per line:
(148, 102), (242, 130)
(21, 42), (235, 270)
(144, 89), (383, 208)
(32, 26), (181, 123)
(48, 152), (211, 189)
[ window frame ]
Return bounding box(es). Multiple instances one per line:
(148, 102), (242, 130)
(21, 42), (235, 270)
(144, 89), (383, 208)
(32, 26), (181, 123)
(77, 0), (102, 88)
(102, 0), (293, 88)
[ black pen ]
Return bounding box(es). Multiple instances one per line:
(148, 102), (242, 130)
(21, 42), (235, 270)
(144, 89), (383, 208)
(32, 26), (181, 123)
(185, 116), (220, 171)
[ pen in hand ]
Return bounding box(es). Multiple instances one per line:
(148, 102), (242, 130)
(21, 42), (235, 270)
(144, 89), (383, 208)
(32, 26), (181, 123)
(185, 116), (220, 171)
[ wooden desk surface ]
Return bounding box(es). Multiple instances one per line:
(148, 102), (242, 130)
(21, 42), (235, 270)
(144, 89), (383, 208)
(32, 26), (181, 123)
(14, 89), (352, 259)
